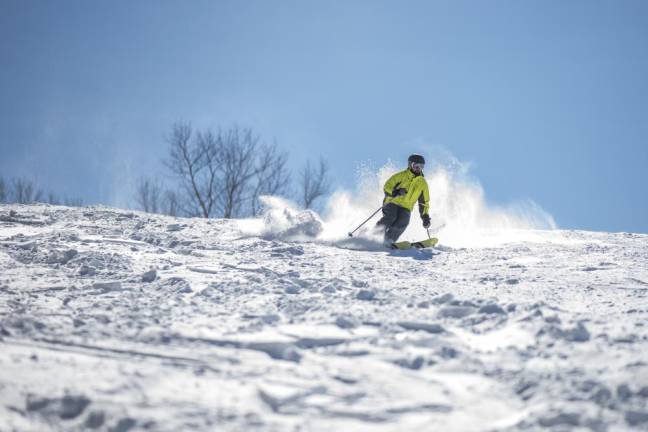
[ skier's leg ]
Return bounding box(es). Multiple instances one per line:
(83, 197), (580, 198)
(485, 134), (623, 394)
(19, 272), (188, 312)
(376, 203), (399, 229)
(385, 207), (411, 242)
(376, 203), (400, 245)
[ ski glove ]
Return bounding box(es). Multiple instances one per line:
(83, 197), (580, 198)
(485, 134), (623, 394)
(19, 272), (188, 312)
(392, 188), (407, 197)
(422, 214), (431, 228)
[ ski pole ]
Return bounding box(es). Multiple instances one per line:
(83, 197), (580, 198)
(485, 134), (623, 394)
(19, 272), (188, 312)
(428, 223), (446, 234)
(348, 206), (383, 237)
(426, 223), (446, 239)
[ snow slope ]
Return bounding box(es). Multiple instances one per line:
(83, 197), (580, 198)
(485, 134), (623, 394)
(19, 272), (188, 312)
(1, 203), (647, 431)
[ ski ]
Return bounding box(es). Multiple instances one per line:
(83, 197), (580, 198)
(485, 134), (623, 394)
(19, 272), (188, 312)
(412, 237), (438, 248)
(390, 237), (438, 250)
(390, 241), (412, 250)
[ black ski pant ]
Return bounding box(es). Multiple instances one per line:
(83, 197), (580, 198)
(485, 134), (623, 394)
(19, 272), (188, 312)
(376, 203), (411, 243)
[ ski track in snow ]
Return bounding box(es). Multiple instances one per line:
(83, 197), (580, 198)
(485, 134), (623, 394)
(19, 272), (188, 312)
(1, 204), (648, 431)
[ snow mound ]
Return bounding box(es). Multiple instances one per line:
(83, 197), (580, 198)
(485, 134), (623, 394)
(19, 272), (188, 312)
(259, 196), (323, 240)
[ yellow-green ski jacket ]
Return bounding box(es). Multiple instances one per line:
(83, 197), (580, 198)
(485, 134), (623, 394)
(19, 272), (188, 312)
(383, 169), (430, 216)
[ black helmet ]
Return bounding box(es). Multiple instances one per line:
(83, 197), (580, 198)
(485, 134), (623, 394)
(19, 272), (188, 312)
(407, 154), (425, 165)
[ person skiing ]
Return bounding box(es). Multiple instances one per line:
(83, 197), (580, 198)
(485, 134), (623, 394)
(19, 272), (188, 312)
(376, 154), (431, 247)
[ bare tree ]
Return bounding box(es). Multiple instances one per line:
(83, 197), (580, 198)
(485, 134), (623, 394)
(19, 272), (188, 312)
(33, 188), (45, 203)
(0, 176), (83, 207)
(250, 142), (291, 216)
(11, 177), (36, 204)
(47, 192), (60, 205)
(299, 157), (331, 209)
(219, 127), (262, 218)
(165, 123), (221, 218)
(195, 130), (221, 217)
(165, 122), (293, 219)
(134, 177), (163, 213)
(0, 177), (6, 203)
(162, 189), (181, 217)
(64, 197), (84, 207)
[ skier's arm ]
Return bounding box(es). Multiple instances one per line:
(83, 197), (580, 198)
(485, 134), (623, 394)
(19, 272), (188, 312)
(418, 182), (430, 217)
(384, 172), (404, 197)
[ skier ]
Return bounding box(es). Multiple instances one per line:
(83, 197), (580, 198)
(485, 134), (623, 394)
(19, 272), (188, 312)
(377, 154), (431, 247)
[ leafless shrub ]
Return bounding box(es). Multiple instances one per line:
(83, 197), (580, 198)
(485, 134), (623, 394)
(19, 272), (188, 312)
(161, 189), (181, 217)
(11, 177), (38, 204)
(0, 176), (82, 206)
(299, 157), (331, 209)
(0, 177), (6, 203)
(165, 123), (291, 218)
(47, 192), (60, 205)
(134, 177), (163, 214)
(250, 142), (291, 216)
(63, 197), (84, 207)
(219, 127), (261, 218)
(165, 123), (221, 218)
(33, 189), (45, 203)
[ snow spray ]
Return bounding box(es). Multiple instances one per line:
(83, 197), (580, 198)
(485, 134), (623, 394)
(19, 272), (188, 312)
(245, 155), (556, 248)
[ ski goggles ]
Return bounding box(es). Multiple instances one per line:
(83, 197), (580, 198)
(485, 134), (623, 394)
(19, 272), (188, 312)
(411, 162), (425, 171)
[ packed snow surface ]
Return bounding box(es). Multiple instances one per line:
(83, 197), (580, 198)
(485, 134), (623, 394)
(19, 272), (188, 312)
(1, 203), (647, 431)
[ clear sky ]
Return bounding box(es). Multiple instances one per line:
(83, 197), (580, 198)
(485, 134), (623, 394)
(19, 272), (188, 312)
(1, 0), (647, 233)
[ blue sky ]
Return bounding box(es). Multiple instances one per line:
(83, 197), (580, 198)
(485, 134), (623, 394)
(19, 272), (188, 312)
(1, 0), (647, 233)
